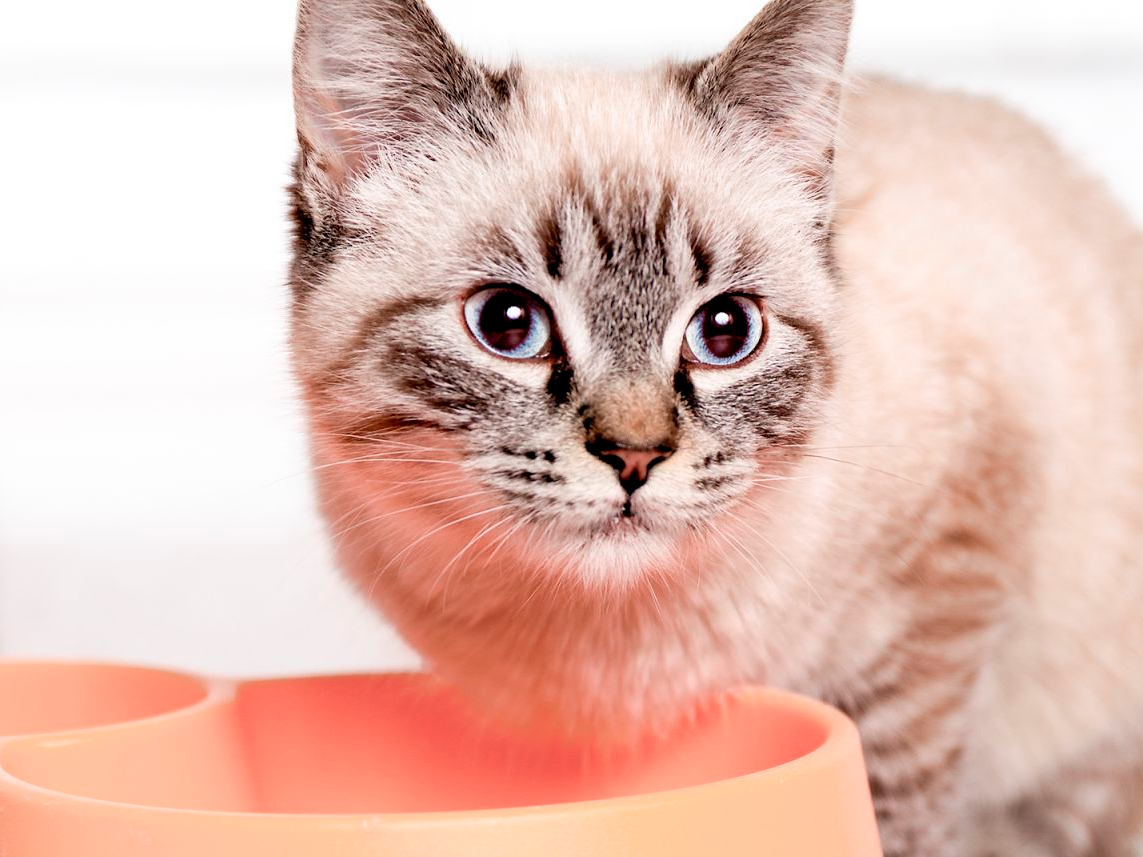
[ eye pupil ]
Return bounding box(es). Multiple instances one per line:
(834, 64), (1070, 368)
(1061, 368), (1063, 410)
(480, 293), (532, 352)
(701, 299), (750, 359)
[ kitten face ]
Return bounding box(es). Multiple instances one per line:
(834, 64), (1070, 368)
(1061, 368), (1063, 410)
(295, 77), (835, 572)
(290, 0), (851, 729)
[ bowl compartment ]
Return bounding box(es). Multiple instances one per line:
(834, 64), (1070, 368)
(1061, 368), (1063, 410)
(0, 662), (208, 737)
(2, 698), (255, 811)
(235, 674), (829, 813)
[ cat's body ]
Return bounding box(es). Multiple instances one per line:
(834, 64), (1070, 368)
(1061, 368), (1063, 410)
(288, 1), (1143, 853)
(815, 80), (1143, 852)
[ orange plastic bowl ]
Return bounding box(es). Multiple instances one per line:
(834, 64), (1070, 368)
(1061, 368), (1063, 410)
(0, 662), (881, 856)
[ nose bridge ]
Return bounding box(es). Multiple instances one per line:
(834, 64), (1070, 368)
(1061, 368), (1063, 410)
(583, 374), (677, 449)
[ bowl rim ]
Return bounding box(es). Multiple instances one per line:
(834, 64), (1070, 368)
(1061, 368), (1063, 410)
(0, 666), (864, 825)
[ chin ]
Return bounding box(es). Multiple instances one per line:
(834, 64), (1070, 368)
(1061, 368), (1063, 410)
(324, 483), (745, 746)
(541, 514), (699, 591)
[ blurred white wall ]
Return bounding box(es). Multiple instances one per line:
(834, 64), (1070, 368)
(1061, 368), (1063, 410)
(2, 0), (1141, 678)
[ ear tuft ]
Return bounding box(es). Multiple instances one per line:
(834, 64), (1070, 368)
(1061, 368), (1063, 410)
(293, 0), (516, 188)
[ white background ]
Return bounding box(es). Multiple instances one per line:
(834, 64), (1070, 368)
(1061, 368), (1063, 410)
(2, 1), (1142, 679)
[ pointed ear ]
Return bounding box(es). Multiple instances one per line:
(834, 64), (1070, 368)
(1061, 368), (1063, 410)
(686, 0), (853, 185)
(293, 0), (515, 188)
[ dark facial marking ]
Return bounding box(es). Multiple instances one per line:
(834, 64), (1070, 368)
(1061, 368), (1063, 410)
(340, 412), (445, 443)
(690, 228), (713, 287)
(715, 361), (810, 443)
(773, 311), (834, 387)
(315, 295), (445, 390)
(385, 344), (527, 428)
(358, 297), (445, 349)
(674, 369), (699, 412)
(287, 152), (345, 303)
(579, 407), (595, 434)
(397, 348), (486, 409)
(761, 361), (813, 421)
(730, 237), (768, 280)
(537, 210), (564, 279)
(500, 447), (557, 464)
(547, 358), (575, 406)
(479, 225), (526, 270)
(584, 199), (616, 265)
(556, 174), (692, 370)
(496, 469), (565, 485)
(653, 190), (674, 250)
(698, 451), (728, 469)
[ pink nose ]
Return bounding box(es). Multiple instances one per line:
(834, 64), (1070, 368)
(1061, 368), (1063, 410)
(596, 447), (672, 494)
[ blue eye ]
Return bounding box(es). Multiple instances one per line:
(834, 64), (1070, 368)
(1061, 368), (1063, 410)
(683, 295), (765, 366)
(464, 286), (554, 360)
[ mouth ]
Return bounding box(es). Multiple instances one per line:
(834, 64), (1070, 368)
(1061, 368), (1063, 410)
(601, 513), (649, 535)
(590, 502), (660, 539)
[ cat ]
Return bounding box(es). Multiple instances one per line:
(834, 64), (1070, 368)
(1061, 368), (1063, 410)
(287, 0), (1143, 853)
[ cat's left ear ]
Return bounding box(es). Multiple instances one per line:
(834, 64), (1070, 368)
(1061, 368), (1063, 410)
(683, 0), (854, 192)
(293, 0), (515, 190)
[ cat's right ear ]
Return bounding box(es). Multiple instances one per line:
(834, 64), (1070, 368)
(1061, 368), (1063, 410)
(293, 0), (516, 190)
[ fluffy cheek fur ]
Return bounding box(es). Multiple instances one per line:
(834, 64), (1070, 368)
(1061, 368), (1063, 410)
(306, 390), (805, 610)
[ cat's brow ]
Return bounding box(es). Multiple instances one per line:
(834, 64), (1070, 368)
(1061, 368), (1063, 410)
(478, 225), (527, 271)
(728, 236), (767, 283)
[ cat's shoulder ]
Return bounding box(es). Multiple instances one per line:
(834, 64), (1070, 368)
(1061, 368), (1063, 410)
(834, 74), (1085, 213)
(839, 74), (1054, 152)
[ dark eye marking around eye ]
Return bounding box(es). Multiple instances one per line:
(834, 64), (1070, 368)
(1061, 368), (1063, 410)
(682, 294), (766, 367)
(463, 285), (555, 360)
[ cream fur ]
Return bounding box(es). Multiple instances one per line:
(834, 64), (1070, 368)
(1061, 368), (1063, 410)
(833, 76), (1143, 826)
(288, 1), (1143, 853)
